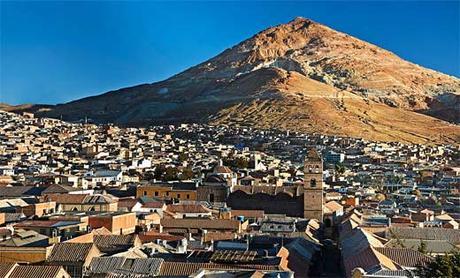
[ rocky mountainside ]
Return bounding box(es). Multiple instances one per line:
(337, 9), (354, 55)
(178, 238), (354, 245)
(9, 17), (460, 143)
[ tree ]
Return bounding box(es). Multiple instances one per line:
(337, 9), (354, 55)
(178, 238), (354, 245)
(223, 157), (248, 169)
(180, 168), (194, 180)
(164, 167), (178, 181)
(335, 163), (346, 176)
(154, 165), (166, 180)
(143, 171), (155, 181)
(417, 252), (460, 278)
(178, 152), (188, 162)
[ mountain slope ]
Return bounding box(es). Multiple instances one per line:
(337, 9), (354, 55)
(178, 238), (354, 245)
(14, 17), (460, 143)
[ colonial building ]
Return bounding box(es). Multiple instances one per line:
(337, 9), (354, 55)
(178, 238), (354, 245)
(303, 148), (324, 222)
(227, 148), (324, 221)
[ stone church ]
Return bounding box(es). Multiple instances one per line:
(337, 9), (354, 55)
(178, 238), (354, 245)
(226, 148), (324, 221)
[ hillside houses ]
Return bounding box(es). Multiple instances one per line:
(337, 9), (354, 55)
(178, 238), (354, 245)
(0, 110), (459, 277)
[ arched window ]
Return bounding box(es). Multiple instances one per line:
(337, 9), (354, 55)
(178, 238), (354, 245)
(310, 179), (317, 187)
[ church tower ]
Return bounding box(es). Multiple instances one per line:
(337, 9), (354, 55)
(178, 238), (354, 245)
(303, 148), (324, 221)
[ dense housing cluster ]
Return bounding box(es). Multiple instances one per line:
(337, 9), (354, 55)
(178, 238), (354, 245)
(0, 110), (459, 278)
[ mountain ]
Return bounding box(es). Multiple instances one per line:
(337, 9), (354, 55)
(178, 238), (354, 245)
(9, 17), (460, 143)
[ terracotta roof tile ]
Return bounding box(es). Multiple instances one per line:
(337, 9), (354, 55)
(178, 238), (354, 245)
(94, 235), (139, 253)
(47, 242), (97, 262)
(8, 265), (66, 278)
(374, 247), (432, 267)
(160, 218), (240, 230)
(166, 204), (210, 214)
(0, 263), (16, 278)
(388, 227), (460, 244)
(159, 262), (279, 277)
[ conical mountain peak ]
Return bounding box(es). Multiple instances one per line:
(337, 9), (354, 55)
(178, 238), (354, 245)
(21, 18), (459, 144)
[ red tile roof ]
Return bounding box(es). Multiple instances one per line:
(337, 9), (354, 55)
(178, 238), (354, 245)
(374, 247), (432, 267)
(8, 265), (66, 278)
(159, 262), (279, 276)
(160, 218), (240, 230)
(166, 204), (210, 214)
(138, 231), (184, 243)
(47, 243), (97, 262)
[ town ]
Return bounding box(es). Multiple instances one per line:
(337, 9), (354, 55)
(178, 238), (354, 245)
(0, 110), (459, 278)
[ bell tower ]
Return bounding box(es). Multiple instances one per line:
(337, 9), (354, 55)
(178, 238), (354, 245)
(303, 148), (324, 221)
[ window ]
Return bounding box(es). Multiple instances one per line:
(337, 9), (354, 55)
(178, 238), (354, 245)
(310, 179), (317, 187)
(143, 191), (147, 196)
(166, 192), (170, 196)
(154, 191), (159, 196)
(177, 194), (181, 198)
(186, 194), (190, 199)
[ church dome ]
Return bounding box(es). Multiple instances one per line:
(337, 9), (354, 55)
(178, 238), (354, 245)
(204, 174), (226, 183)
(213, 165), (233, 174)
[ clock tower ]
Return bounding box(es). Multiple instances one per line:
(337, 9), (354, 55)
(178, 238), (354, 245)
(303, 148), (324, 221)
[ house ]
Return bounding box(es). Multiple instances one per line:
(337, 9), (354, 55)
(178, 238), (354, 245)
(0, 263), (71, 278)
(385, 239), (460, 256)
(88, 212), (137, 235)
(260, 219), (296, 237)
(132, 197), (166, 216)
(93, 234), (142, 255)
(83, 170), (122, 188)
(14, 220), (86, 240)
(0, 228), (53, 263)
(138, 231), (187, 253)
(136, 182), (198, 201)
(386, 227), (460, 245)
(47, 194), (118, 212)
(0, 228), (49, 247)
(0, 166), (14, 176)
(410, 209), (434, 223)
(324, 201), (344, 227)
(41, 184), (79, 195)
(378, 200), (398, 215)
(46, 243), (102, 278)
(160, 218), (243, 236)
(85, 257), (163, 277)
(277, 238), (321, 277)
(435, 213), (459, 229)
(166, 203), (213, 218)
(21, 201), (56, 217)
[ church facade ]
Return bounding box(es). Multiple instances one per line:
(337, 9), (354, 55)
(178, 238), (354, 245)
(226, 148), (324, 221)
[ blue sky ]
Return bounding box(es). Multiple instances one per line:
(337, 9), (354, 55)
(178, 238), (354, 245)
(1, 1), (459, 105)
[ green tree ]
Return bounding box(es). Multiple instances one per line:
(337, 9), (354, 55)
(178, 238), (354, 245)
(335, 163), (346, 175)
(164, 167), (178, 181)
(223, 157), (248, 169)
(180, 168), (194, 180)
(178, 152), (188, 162)
(417, 252), (460, 278)
(154, 165), (166, 180)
